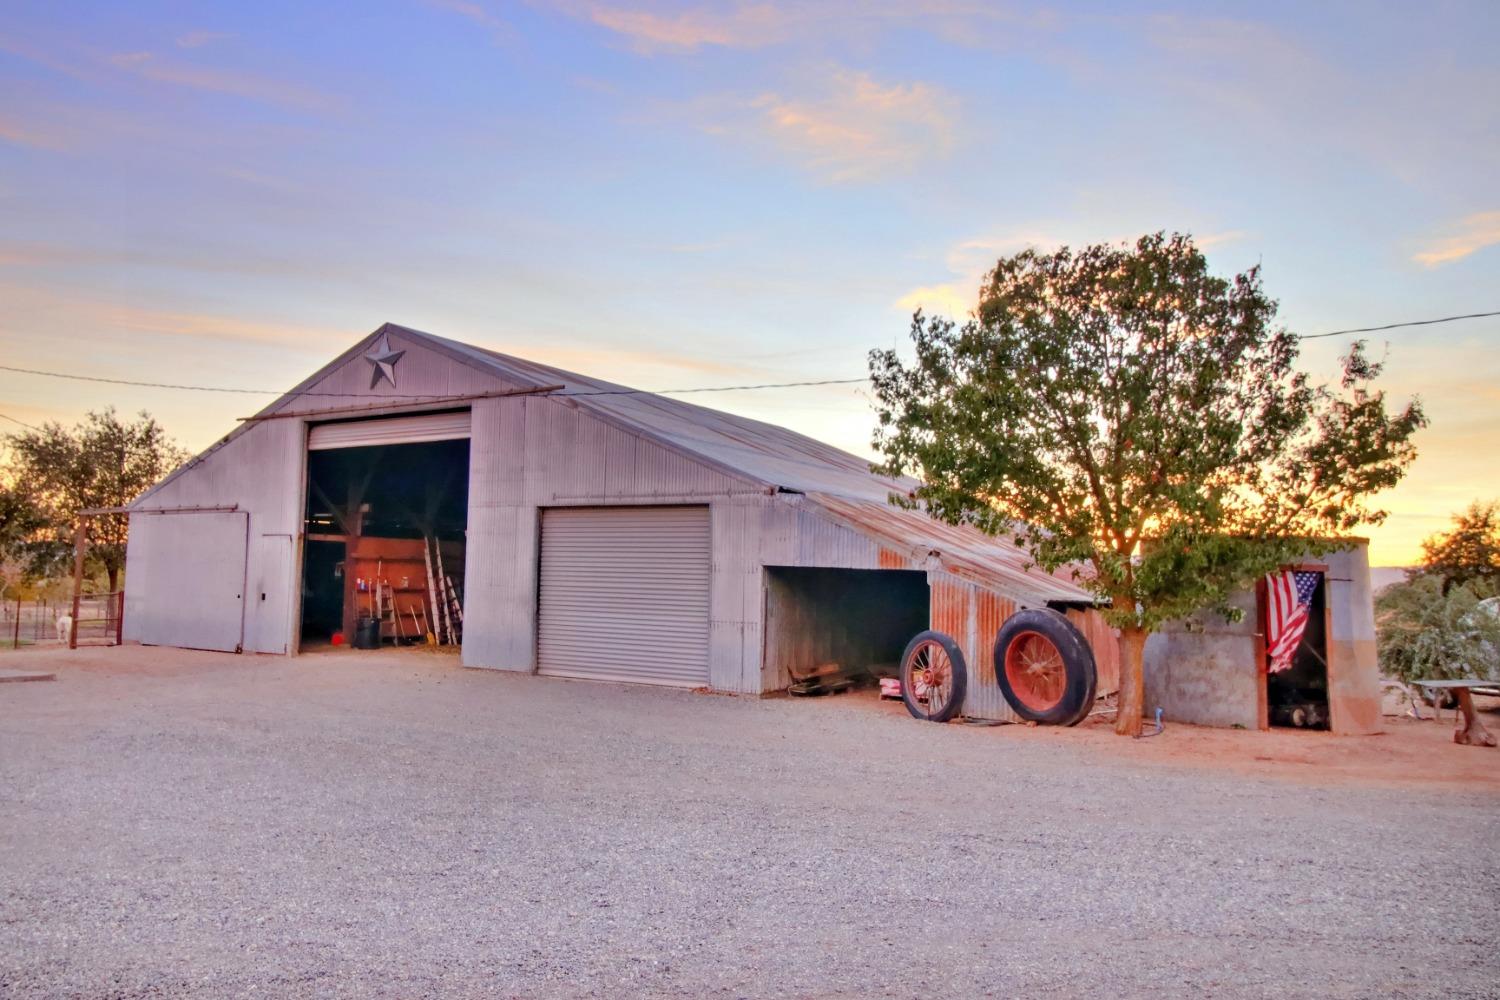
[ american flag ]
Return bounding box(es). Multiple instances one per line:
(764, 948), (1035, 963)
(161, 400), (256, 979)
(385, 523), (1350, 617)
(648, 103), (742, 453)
(1266, 570), (1321, 674)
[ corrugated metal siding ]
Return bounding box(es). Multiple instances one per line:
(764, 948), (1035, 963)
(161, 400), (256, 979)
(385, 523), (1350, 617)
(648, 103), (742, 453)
(1068, 608), (1120, 695)
(130, 326), (1102, 698)
(537, 506), (711, 687)
(125, 418), (303, 654)
(130, 511), (248, 652)
(307, 410), (470, 449)
(931, 573), (1022, 722)
(268, 327), (512, 418)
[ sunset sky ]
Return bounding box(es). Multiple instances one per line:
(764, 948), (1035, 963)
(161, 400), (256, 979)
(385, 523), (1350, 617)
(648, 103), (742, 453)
(1, 1), (1496, 566)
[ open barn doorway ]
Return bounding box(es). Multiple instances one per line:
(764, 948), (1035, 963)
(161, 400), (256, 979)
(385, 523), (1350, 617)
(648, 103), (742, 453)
(1263, 569), (1330, 729)
(763, 567), (930, 692)
(300, 436), (469, 649)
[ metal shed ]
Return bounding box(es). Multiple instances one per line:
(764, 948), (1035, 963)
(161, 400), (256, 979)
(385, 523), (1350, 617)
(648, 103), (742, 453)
(124, 323), (1112, 720)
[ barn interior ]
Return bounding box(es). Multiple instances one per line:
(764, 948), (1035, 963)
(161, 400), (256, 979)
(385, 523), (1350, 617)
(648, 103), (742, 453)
(1266, 573), (1330, 729)
(762, 567), (929, 690)
(301, 438), (469, 647)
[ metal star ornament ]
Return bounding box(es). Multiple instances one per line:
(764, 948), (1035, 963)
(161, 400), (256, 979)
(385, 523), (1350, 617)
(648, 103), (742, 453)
(364, 335), (405, 389)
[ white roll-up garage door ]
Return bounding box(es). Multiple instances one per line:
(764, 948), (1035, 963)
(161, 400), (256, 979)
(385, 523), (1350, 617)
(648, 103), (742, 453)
(538, 505), (710, 687)
(307, 410), (470, 450)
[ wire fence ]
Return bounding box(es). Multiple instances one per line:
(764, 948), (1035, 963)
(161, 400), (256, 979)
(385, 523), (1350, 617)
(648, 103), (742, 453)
(1, 595), (123, 649)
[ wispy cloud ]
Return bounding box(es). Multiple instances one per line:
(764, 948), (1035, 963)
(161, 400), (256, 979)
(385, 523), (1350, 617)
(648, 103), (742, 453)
(740, 69), (957, 182)
(584, 2), (791, 52)
(0, 283), (356, 351)
(1413, 211), (1500, 268)
(0, 114), (65, 150)
(571, 2), (1053, 54)
(175, 30), (233, 49)
(1196, 229), (1247, 248)
(893, 227), (1105, 318)
(106, 51), (340, 114)
(427, 0), (512, 40)
(894, 283), (972, 319)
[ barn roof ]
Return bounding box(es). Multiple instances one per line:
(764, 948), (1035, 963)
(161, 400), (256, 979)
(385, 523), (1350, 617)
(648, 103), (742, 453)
(402, 326), (1091, 606)
(139, 323), (1094, 606)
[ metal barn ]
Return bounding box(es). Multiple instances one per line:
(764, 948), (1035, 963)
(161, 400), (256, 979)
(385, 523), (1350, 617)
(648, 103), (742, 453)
(123, 324), (1116, 720)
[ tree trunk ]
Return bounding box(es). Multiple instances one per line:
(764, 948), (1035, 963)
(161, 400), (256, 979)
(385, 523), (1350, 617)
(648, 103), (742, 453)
(107, 566), (119, 595)
(1114, 626), (1149, 737)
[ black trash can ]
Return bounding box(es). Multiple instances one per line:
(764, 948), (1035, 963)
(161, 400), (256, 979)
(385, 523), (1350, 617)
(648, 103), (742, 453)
(352, 616), (381, 649)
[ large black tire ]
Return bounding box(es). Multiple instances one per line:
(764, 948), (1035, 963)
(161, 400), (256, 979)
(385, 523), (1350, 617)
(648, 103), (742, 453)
(993, 609), (1097, 726)
(898, 630), (968, 723)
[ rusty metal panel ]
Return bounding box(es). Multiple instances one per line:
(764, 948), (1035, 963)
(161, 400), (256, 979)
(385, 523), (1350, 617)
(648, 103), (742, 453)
(806, 492), (1090, 606)
(1067, 608), (1120, 695)
(929, 573), (1021, 722)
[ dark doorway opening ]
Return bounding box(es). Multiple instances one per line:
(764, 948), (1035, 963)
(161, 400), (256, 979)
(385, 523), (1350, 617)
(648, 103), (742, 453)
(763, 567), (929, 690)
(300, 438), (469, 647)
(1266, 571), (1330, 729)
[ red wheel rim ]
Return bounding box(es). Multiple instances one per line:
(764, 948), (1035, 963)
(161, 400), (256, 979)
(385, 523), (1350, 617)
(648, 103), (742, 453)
(1004, 630), (1067, 713)
(904, 639), (955, 719)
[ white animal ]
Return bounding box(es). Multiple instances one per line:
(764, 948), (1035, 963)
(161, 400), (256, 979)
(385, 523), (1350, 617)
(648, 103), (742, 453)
(56, 615), (72, 644)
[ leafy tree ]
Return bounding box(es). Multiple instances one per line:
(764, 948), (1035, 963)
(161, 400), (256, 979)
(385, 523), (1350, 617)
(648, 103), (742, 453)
(870, 233), (1426, 735)
(1376, 574), (1498, 684)
(4, 409), (188, 592)
(0, 481), (46, 561)
(1419, 500), (1500, 594)
(0, 482), (48, 602)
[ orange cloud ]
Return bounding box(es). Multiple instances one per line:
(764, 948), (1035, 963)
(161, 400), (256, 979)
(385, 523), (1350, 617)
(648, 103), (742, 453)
(746, 69), (957, 182)
(894, 284), (972, 319)
(1413, 211), (1500, 268)
(582, 2), (792, 51)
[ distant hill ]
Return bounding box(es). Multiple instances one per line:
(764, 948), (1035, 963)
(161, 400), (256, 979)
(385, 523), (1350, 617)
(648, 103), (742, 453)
(1370, 566), (1412, 592)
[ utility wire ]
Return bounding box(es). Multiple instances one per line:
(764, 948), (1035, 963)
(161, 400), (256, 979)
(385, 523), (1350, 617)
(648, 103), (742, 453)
(0, 309), (1493, 399)
(556, 377), (868, 396)
(0, 364), (443, 399)
(0, 412), (40, 430)
(0, 362), (870, 398)
(1298, 310), (1500, 339)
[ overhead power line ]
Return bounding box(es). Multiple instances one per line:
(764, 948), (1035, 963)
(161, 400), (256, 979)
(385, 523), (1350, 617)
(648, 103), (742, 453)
(0, 411), (40, 430)
(557, 377), (869, 396)
(1297, 310), (1500, 340)
(0, 364), (439, 399)
(0, 309), (1493, 400)
(0, 361), (870, 399)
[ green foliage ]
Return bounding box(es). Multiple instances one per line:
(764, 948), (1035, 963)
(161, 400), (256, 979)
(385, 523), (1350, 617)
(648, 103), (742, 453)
(1419, 500), (1500, 594)
(3, 408), (188, 589)
(0, 482), (47, 562)
(1376, 574), (1499, 683)
(869, 232), (1426, 631)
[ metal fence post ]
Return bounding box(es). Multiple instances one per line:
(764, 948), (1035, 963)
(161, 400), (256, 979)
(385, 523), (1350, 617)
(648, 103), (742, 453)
(69, 521), (86, 650)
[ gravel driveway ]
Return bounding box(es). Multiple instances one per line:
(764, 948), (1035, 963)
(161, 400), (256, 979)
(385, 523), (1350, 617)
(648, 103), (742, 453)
(2, 646), (1497, 998)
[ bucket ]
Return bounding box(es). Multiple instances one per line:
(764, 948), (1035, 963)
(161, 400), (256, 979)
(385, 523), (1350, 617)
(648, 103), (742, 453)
(352, 616), (381, 650)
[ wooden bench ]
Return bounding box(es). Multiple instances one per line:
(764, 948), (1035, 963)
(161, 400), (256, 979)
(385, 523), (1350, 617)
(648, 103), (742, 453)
(1415, 679), (1499, 747)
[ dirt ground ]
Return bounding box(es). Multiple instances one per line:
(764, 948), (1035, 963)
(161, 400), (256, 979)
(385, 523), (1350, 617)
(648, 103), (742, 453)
(1012, 697), (1500, 792)
(2, 643), (1497, 999)
(24, 642), (1500, 792)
